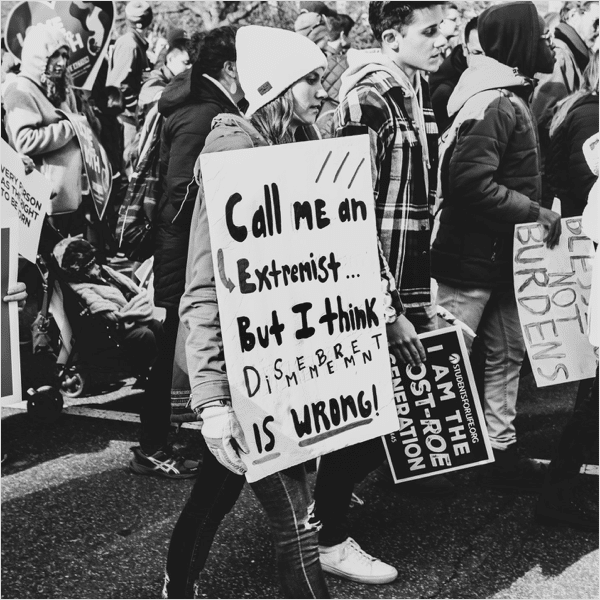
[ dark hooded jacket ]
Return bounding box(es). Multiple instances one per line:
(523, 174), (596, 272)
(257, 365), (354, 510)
(547, 93), (599, 218)
(153, 64), (241, 308)
(429, 44), (468, 133)
(431, 2), (544, 288)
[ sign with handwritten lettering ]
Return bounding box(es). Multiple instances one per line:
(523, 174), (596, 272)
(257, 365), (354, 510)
(514, 218), (596, 387)
(201, 135), (399, 482)
(1, 139), (51, 263)
(383, 327), (493, 483)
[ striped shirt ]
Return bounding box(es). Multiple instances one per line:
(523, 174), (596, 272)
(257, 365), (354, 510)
(334, 70), (439, 315)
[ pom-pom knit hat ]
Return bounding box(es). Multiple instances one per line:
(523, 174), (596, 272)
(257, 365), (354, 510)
(236, 25), (327, 117)
(20, 23), (68, 83)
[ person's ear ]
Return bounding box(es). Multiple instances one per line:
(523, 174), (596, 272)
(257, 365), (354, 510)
(381, 28), (400, 49)
(223, 60), (237, 80)
(567, 8), (579, 23)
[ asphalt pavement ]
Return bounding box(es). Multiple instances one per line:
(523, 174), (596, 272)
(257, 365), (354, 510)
(1, 371), (598, 599)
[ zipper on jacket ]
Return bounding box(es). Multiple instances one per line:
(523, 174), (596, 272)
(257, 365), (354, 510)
(491, 239), (498, 262)
(171, 178), (195, 224)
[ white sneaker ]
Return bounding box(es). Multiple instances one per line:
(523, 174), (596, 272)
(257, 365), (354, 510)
(319, 537), (398, 584)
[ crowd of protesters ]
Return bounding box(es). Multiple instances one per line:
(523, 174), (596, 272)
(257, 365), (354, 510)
(1, 1), (599, 598)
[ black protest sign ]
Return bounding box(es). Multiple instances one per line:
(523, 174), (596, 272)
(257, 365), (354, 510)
(383, 327), (493, 483)
(58, 111), (112, 220)
(5, 1), (115, 90)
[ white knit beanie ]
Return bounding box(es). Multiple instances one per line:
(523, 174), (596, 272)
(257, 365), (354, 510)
(20, 23), (68, 83)
(236, 25), (328, 117)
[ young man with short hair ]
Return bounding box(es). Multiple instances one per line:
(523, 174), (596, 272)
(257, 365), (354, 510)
(314, 1), (447, 585)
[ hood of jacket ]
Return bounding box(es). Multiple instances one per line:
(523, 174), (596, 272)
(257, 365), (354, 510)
(430, 44), (468, 91)
(338, 48), (432, 173)
(447, 54), (533, 116)
(193, 113), (267, 181)
(158, 64), (237, 118)
(338, 49), (418, 102)
(478, 1), (541, 78)
(554, 22), (591, 72)
(20, 23), (69, 84)
(145, 64), (173, 88)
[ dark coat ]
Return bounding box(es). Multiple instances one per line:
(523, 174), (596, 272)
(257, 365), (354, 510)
(547, 93), (599, 218)
(429, 44), (468, 133)
(106, 29), (150, 118)
(153, 66), (241, 309)
(431, 2), (546, 289)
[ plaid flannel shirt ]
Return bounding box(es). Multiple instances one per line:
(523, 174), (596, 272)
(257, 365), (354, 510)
(333, 71), (438, 316)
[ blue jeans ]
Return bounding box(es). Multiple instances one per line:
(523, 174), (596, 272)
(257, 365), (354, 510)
(436, 283), (526, 450)
(164, 445), (329, 599)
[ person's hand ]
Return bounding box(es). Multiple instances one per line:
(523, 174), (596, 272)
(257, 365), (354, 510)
(118, 291), (153, 322)
(537, 206), (562, 249)
(19, 154), (35, 175)
(200, 404), (249, 475)
(3, 282), (27, 306)
(386, 313), (426, 367)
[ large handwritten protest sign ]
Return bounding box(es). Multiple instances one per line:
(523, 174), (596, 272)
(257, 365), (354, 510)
(514, 218), (596, 387)
(201, 135), (399, 482)
(58, 111), (112, 220)
(1, 218), (22, 405)
(1, 139), (51, 263)
(5, 1), (115, 90)
(383, 327), (493, 483)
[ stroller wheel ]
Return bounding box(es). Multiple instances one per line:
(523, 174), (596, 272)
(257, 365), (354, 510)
(60, 370), (86, 398)
(27, 386), (64, 424)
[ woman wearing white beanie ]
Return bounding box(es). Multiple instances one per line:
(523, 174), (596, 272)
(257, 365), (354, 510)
(163, 26), (329, 599)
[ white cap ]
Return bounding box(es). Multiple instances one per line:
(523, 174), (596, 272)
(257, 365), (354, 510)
(236, 25), (327, 117)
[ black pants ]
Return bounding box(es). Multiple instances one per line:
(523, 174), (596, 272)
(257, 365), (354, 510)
(547, 369), (599, 485)
(129, 310), (177, 454)
(314, 437), (386, 546)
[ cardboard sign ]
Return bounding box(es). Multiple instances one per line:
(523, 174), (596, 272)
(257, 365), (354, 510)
(383, 327), (493, 483)
(0, 139), (52, 263)
(1, 220), (22, 405)
(58, 111), (112, 220)
(514, 218), (596, 387)
(5, 1), (115, 90)
(201, 135), (399, 482)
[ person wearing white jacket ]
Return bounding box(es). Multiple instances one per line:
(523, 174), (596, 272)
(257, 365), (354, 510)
(3, 23), (83, 233)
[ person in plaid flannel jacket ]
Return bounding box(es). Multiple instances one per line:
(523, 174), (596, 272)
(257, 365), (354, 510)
(313, 1), (449, 586)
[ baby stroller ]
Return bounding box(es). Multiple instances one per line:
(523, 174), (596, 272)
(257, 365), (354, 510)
(35, 223), (154, 399)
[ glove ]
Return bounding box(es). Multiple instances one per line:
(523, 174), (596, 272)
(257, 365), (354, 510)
(200, 404), (249, 475)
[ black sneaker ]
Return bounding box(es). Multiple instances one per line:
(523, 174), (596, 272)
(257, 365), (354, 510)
(375, 464), (455, 497)
(129, 445), (199, 479)
(481, 447), (546, 493)
(536, 497), (599, 532)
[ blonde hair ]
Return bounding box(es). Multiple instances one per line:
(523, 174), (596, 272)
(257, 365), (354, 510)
(250, 86), (296, 146)
(550, 49), (599, 137)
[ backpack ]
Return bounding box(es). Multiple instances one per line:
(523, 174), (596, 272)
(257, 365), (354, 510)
(116, 102), (164, 261)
